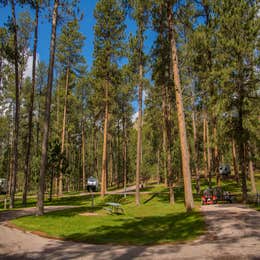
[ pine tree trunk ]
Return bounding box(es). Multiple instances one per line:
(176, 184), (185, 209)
(23, 3), (39, 206)
(157, 149), (160, 184)
(94, 124), (98, 178)
(10, 0), (20, 209)
(136, 62), (143, 206)
(203, 113), (208, 180)
(36, 83), (42, 155)
(163, 127), (167, 187)
(232, 139), (239, 183)
(213, 124), (219, 174)
(49, 169), (54, 201)
(166, 84), (174, 204)
(167, 1), (194, 211)
(206, 119), (212, 187)
(54, 177), (58, 197)
(192, 94), (200, 194)
(108, 135), (113, 187)
(36, 0), (59, 216)
(116, 122), (120, 188)
(247, 143), (256, 193)
(82, 123), (86, 190)
(8, 143), (13, 198)
(161, 80), (174, 204)
(161, 82), (168, 187)
(123, 116), (127, 193)
(237, 106), (247, 203)
(59, 66), (70, 196)
(101, 81), (108, 197)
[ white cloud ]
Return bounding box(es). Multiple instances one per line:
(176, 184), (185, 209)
(24, 53), (39, 79)
(143, 90), (147, 101)
(132, 111), (138, 122)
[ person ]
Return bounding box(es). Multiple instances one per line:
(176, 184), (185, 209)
(224, 191), (232, 203)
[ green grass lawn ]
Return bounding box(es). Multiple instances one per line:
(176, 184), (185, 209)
(11, 193), (204, 245)
(3, 170), (260, 244)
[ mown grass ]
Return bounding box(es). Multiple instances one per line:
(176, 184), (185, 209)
(11, 193), (204, 245)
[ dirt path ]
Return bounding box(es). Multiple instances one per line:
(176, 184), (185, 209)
(0, 204), (259, 259)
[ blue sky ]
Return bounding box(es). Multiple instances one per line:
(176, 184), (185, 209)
(0, 1), (156, 116)
(0, 1), (155, 69)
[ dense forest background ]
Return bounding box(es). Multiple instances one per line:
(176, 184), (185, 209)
(0, 0), (259, 214)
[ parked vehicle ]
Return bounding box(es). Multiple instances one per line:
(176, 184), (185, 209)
(202, 187), (234, 205)
(219, 164), (231, 176)
(201, 188), (217, 205)
(0, 178), (7, 194)
(87, 176), (98, 192)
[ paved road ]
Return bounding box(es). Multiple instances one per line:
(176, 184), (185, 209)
(0, 204), (260, 259)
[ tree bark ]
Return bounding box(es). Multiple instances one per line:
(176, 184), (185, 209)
(161, 80), (174, 204)
(163, 126), (167, 187)
(157, 149), (160, 184)
(167, 1), (194, 211)
(206, 119), (212, 187)
(23, 2), (39, 206)
(232, 139), (239, 183)
(213, 124), (219, 175)
(191, 93), (200, 194)
(108, 135), (113, 187)
(10, 0), (20, 209)
(203, 113), (208, 180)
(59, 66), (70, 196)
(237, 106), (247, 203)
(247, 143), (256, 193)
(82, 123), (86, 190)
(101, 81), (109, 197)
(135, 60), (143, 206)
(123, 116), (127, 194)
(49, 169), (54, 201)
(36, 0), (59, 216)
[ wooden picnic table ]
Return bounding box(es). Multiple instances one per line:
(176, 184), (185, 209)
(104, 202), (125, 214)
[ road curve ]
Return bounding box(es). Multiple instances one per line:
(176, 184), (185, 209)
(0, 204), (259, 259)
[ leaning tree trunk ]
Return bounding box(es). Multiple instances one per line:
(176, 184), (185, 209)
(167, 1), (194, 211)
(36, 0), (59, 216)
(101, 81), (109, 197)
(59, 66), (70, 196)
(23, 3), (39, 206)
(10, 0), (20, 209)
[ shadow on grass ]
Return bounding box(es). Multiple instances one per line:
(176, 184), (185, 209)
(43, 206), (104, 218)
(0, 194), (93, 210)
(62, 211), (204, 245)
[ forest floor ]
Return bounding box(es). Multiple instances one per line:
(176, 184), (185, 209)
(0, 203), (260, 259)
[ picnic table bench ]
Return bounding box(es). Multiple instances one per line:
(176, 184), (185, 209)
(104, 202), (125, 214)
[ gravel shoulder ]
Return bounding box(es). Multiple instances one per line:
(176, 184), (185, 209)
(0, 204), (259, 259)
